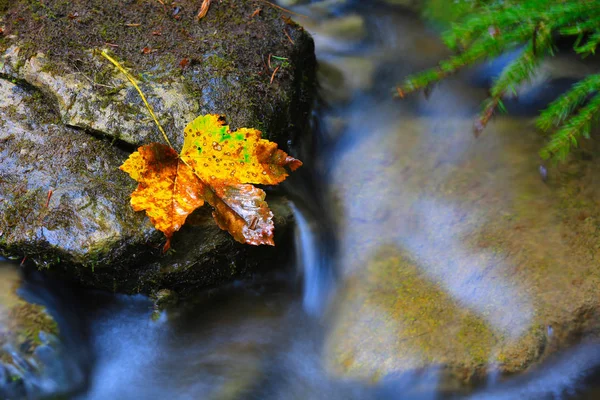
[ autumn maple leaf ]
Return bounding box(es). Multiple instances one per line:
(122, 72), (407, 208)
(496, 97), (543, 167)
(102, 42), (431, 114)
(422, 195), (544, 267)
(120, 114), (302, 251)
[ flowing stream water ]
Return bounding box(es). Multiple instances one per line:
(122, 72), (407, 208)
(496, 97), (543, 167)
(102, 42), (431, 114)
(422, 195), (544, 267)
(2, 1), (600, 399)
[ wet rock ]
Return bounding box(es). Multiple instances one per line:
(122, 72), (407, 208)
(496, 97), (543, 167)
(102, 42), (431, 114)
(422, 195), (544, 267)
(332, 57), (376, 92)
(0, 264), (84, 399)
(318, 61), (351, 104)
(318, 15), (366, 41)
(325, 117), (600, 386)
(0, 77), (294, 294)
(294, 0), (350, 20)
(0, 0), (316, 148)
(303, 14), (367, 52)
(0, 0), (313, 295)
(319, 56), (377, 104)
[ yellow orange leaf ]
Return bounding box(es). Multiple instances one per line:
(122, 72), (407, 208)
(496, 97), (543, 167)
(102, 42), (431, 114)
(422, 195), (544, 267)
(205, 184), (275, 246)
(181, 114), (302, 186)
(120, 115), (302, 249)
(120, 143), (205, 251)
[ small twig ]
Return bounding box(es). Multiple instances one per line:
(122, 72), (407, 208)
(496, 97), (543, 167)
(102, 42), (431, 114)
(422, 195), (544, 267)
(154, 0), (167, 13)
(260, 54), (269, 73)
(268, 54), (272, 70)
(474, 98), (499, 137)
(73, 64), (119, 89)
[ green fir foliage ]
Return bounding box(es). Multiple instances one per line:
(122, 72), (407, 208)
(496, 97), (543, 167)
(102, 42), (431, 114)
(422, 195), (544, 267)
(398, 0), (600, 161)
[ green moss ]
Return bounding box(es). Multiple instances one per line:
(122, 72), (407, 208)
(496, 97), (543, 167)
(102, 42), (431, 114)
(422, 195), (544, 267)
(328, 246), (508, 383)
(0, 270), (59, 358)
(206, 54), (235, 77)
(9, 302), (59, 347)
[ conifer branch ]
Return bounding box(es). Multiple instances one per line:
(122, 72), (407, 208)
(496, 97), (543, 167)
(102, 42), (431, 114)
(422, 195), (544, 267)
(397, 0), (600, 161)
(475, 28), (551, 134)
(537, 74), (600, 132)
(540, 93), (600, 160)
(575, 32), (600, 55)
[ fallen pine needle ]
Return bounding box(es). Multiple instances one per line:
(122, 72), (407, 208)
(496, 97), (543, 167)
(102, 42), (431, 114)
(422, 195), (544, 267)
(283, 29), (294, 44)
(45, 189), (53, 208)
(251, 8), (262, 18)
(396, 87), (405, 98)
(100, 50), (173, 149)
(270, 66), (280, 84)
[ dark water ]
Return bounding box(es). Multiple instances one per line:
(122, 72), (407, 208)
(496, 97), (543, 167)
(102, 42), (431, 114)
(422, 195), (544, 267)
(3, 0), (600, 399)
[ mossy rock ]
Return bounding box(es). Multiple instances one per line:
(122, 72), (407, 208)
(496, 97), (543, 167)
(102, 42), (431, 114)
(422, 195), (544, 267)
(0, 0), (314, 295)
(326, 117), (600, 388)
(325, 247), (546, 388)
(0, 268), (58, 356)
(0, 0), (316, 149)
(0, 77), (295, 295)
(0, 265), (78, 399)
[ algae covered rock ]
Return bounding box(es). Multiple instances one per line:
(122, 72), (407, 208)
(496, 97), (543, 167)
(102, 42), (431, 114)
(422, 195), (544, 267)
(325, 117), (600, 386)
(0, 263), (84, 399)
(0, 0), (314, 294)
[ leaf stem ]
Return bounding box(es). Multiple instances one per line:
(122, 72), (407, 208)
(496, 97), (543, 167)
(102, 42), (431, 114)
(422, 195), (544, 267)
(100, 49), (174, 149)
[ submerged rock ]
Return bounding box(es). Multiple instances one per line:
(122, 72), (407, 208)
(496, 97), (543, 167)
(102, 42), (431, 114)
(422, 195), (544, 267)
(0, 0), (315, 294)
(0, 263), (85, 399)
(325, 117), (600, 387)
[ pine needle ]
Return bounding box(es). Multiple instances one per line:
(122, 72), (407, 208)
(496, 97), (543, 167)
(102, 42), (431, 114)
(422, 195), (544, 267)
(100, 49), (173, 149)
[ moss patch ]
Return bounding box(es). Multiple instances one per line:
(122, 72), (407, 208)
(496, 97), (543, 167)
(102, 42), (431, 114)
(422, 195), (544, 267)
(327, 246), (507, 385)
(0, 268), (59, 360)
